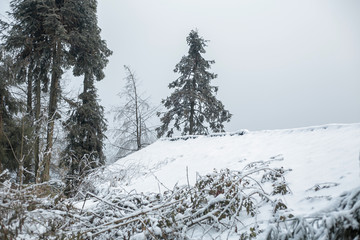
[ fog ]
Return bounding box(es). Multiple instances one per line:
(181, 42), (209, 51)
(1, 0), (359, 131)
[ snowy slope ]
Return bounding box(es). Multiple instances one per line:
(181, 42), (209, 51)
(94, 123), (360, 216)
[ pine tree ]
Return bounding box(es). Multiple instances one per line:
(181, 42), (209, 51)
(2, 0), (52, 181)
(62, 0), (111, 192)
(3, 0), (70, 181)
(0, 46), (34, 185)
(157, 30), (232, 137)
(62, 85), (107, 192)
(40, 0), (69, 182)
(3, 0), (111, 182)
(0, 47), (19, 173)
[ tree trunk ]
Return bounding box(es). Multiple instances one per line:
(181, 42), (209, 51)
(189, 56), (198, 135)
(189, 75), (197, 135)
(83, 71), (91, 100)
(26, 59), (34, 116)
(34, 76), (41, 182)
(138, 115), (142, 150)
(42, 41), (61, 182)
(132, 77), (141, 150)
(189, 101), (194, 135)
(24, 60), (35, 183)
(0, 94), (3, 173)
(18, 116), (25, 189)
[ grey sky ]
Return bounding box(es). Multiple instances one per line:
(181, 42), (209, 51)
(1, 0), (360, 131)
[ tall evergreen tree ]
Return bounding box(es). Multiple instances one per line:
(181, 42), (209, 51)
(62, 0), (111, 191)
(3, 0), (70, 182)
(40, 0), (69, 182)
(3, 0), (111, 182)
(3, 0), (52, 181)
(157, 30), (232, 137)
(62, 85), (107, 191)
(0, 46), (34, 185)
(0, 47), (18, 173)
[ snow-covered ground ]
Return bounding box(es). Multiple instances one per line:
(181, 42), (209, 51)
(93, 123), (360, 217)
(3, 124), (359, 238)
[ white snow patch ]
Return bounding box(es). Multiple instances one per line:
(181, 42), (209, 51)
(94, 123), (360, 216)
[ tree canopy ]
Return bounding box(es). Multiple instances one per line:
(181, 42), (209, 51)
(157, 30), (231, 137)
(1, 0), (111, 182)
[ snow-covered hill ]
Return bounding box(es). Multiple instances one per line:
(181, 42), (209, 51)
(2, 123), (359, 239)
(93, 123), (360, 217)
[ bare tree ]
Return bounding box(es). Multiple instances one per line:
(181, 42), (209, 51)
(112, 66), (157, 159)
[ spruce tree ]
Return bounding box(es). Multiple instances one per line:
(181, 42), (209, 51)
(4, 0), (70, 181)
(157, 30), (232, 137)
(2, 0), (51, 181)
(3, 0), (111, 182)
(62, 0), (111, 191)
(62, 85), (107, 192)
(0, 46), (34, 185)
(40, 0), (68, 182)
(0, 47), (18, 172)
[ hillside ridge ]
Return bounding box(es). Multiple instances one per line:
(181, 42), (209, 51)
(160, 123), (360, 142)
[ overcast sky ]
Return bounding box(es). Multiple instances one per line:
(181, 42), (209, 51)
(1, 0), (360, 132)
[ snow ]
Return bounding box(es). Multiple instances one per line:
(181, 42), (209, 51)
(94, 123), (360, 218)
(68, 123), (360, 239)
